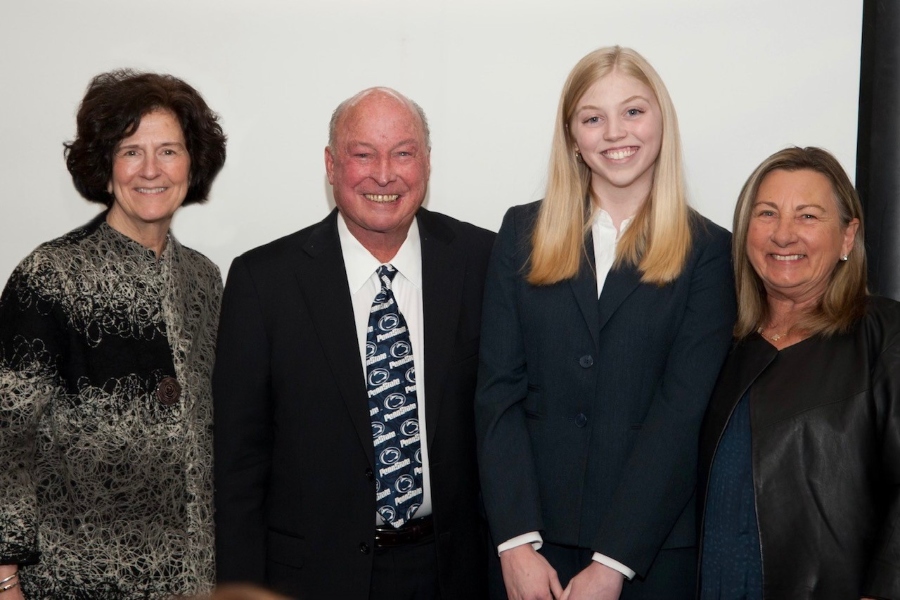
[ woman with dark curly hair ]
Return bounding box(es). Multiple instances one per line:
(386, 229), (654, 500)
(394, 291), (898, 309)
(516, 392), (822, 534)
(0, 70), (226, 599)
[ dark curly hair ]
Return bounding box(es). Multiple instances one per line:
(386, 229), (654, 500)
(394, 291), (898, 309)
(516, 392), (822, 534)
(64, 69), (227, 206)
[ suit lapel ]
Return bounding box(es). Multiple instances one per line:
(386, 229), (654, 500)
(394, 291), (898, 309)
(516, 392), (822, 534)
(569, 230), (609, 346)
(571, 222), (659, 352)
(597, 264), (643, 333)
(570, 228), (645, 344)
(418, 210), (462, 448)
(569, 255), (601, 348)
(294, 210), (375, 466)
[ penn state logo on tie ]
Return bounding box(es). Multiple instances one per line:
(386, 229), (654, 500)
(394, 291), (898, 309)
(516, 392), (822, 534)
(365, 264), (423, 528)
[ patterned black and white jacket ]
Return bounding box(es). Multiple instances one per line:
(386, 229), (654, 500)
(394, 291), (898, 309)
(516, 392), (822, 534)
(0, 214), (221, 599)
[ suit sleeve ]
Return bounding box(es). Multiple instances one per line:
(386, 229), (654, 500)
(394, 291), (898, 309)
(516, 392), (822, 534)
(475, 207), (544, 545)
(213, 255), (273, 584)
(591, 228), (736, 576)
(863, 333), (900, 597)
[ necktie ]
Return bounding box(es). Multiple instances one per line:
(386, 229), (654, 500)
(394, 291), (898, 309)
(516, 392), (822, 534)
(366, 264), (423, 528)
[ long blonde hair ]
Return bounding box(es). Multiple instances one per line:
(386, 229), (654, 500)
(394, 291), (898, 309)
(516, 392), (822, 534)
(732, 147), (867, 338)
(528, 46), (691, 286)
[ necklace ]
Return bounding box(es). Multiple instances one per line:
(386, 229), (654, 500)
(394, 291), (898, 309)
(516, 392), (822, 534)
(757, 326), (789, 342)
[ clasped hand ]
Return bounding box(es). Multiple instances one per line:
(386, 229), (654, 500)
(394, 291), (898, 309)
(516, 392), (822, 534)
(499, 545), (624, 600)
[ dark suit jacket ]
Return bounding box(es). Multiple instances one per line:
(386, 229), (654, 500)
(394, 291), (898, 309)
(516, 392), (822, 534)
(213, 208), (494, 599)
(475, 201), (736, 580)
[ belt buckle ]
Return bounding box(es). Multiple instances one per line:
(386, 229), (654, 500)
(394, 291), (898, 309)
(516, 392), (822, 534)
(374, 515), (433, 548)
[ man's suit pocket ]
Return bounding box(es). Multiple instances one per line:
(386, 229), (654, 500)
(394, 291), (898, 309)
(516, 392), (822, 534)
(267, 528), (310, 569)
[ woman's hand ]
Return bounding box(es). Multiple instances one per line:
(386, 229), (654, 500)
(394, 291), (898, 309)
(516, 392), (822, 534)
(500, 544), (564, 600)
(1, 586), (24, 600)
(0, 565), (24, 600)
(559, 562), (623, 600)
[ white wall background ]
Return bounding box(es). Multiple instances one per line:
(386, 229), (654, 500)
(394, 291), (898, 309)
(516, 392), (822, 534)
(0, 0), (862, 283)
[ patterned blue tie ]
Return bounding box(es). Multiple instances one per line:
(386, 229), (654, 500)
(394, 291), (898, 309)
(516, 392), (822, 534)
(366, 264), (423, 528)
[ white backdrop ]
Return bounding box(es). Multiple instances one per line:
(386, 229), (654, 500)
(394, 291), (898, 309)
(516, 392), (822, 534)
(0, 0), (862, 283)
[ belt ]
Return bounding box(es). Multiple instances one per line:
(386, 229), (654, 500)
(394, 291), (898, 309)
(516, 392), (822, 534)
(374, 514), (434, 547)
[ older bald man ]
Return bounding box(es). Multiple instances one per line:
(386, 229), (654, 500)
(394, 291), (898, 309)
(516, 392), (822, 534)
(213, 88), (493, 599)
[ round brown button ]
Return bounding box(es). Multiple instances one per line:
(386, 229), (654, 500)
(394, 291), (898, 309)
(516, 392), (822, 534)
(156, 376), (181, 405)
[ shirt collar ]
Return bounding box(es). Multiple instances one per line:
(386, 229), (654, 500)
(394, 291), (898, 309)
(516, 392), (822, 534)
(592, 207), (634, 237)
(337, 213), (423, 294)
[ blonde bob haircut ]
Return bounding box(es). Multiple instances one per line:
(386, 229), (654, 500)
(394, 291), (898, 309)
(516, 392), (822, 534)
(732, 146), (867, 339)
(528, 46), (691, 286)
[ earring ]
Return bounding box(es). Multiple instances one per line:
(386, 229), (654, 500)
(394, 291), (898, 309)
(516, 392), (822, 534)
(840, 254), (849, 261)
(574, 150), (582, 162)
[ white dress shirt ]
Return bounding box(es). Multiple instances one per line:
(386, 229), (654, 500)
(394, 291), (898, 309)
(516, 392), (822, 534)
(337, 215), (433, 523)
(497, 208), (636, 580)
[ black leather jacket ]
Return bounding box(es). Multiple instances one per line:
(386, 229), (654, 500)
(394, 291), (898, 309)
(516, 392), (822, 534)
(698, 296), (900, 599)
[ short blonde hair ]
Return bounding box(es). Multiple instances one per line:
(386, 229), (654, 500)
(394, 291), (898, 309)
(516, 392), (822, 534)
(528, 46), (691, 285)
(732, 146), (867, 338)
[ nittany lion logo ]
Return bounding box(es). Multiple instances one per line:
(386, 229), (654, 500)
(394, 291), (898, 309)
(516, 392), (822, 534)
(406, 503), (420, 520)
(368, 368), (390, 387)
(400, 419), (419, 436)
(394, 474), (415, 493)
(378, 505), (397, 522)
(379, 313), (400, 331)
(415, 448), (422, 464)
(365, 341), (377, 358)
(390, 340), (411, 358)
(380, 447), (401, 465)
(371, 421), (386, 437)
(384, 393), (406, 410)
(405, 366), (416, 383)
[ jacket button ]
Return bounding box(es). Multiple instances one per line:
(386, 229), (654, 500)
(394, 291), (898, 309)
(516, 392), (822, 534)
(575, 413), (588, 428)
(578, 355), (594, 368)
(156, 376), (181, 405)
(365, 468), (375, 482)
(359, 542), (370, 554)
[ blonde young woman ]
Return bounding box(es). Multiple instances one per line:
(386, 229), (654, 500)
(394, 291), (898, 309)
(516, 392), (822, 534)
(475, 46), (736, 600)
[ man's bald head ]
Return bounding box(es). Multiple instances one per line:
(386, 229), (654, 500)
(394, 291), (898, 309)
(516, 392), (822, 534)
(328, 87), (430, 151)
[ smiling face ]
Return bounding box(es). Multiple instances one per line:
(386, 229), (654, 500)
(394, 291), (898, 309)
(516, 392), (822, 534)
(325, 90), (430, 259)
(106, 109), (191, 248)
(747, 168), (859, 306)
(569, 70), (662, 207)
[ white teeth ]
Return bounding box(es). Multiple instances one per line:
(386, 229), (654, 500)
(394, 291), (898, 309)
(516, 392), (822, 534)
(137, 187), (166, 193)
(603, 148), (637, 160)
(364, 194), (399, 202)
(772, 254), (804, 261)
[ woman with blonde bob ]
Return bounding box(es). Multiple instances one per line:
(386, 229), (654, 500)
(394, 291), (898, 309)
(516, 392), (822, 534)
(476, 46), (736, 600)
(698, 147), (900, 599)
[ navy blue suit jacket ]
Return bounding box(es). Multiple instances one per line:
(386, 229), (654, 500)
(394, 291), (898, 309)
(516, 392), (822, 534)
(214, 208), (494, 598)
(476, 201), (736, 578)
